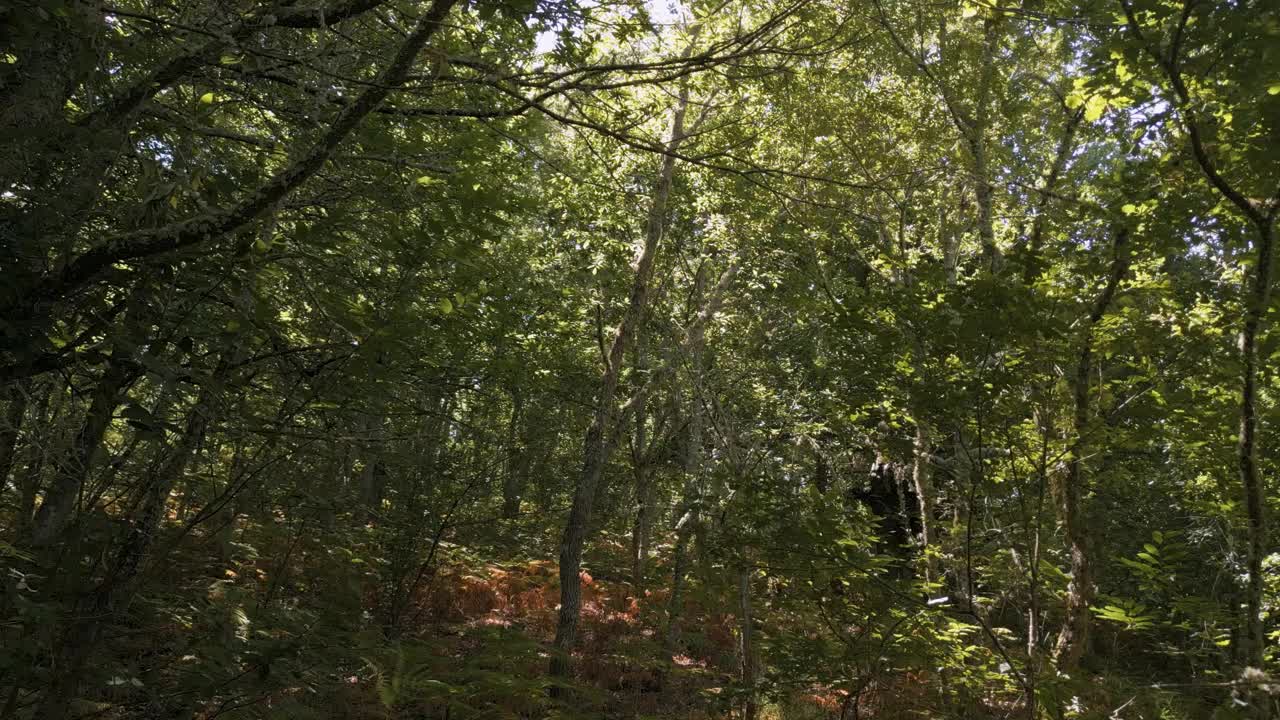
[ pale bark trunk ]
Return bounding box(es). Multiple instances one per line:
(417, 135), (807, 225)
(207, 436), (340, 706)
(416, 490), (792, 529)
(666, 263), (708, 652)
(911, 422), (937, 583)
(501, 390), (526, 519)
(1053, 229), (1129, 672)
(949, 433), (972, 603)
(972, 18), (1001, 272)
(877, 4), (1001, 273)
(357, 411), (386, 522)
(1024, 416), (1051, 719)
(631, 472), (654, 592)
(738, 566), (758, 720)
(630, 338), (651, 591)
(550, 90), (692, 689)
(940, 186), (959, 285)
(666, 512), (696, 651)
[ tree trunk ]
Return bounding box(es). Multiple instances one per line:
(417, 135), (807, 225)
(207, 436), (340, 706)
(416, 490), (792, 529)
(1114, 9), (1276, 672)
(1053, 228), (1129, 672)
(1237, 219), (1274, 670)
(666, 507), (697, 651)
(216, 441), (243, 564)
(357, 411), (386, 522)
(32, 345), (237, 720)
(739, 566), (758, 720)
(29, 356), (134, 547)
(971, 17), (1001, 273)
(502, 390), (526, 519)
(631, 469), (654, 592)
(550, 88), (691, 690)
(813, 440), (830, 493)
(666, 262), (708, 653)
(630, 337), (651, 591)
(1022, 109), (1083, 285)
(0, 381), (29, 497)
(911, 421), (938, 584)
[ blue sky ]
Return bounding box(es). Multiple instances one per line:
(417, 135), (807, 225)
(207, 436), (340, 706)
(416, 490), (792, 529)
(535, 0), (685, 53)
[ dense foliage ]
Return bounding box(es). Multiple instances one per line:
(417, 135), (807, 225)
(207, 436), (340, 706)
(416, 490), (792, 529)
(1, 0), (1278, 718)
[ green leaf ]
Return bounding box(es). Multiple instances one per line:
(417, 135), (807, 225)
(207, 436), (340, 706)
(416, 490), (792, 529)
(1121, 203), (1138, 215)
(200, 92), (216, 104)
(437, 297), (454, 314)
(1269, 84), (1280, 96)
(1084, 95), (1108, 122)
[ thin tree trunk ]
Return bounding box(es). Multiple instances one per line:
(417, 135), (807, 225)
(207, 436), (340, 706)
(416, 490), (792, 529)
(15, 379), (55, 540)
(911, 421), (938, 583)
(216, 440), (244, 564)
(938, 186), (960, 286)
(949, 433), (972, 604)
(631, 471), (654, 592)
(630, 337), (651, 591)
(1237, 219), (1274, 669)
(738, 566), (758, 720)
(0, 381), (29, 495)
(1024, 413), (1051, 720)
(666, 262), (708, 653)
(1116, 7), (1276, 670)
(32, 346), (237, 720)
(875, 0), (1001, 274)
(550, 89), (692, 690)
(813, 443), (830, 493)
(29, 356), (134, 547)
(665, 508), (696, 651)
(1053, 228), (1129, 672)
(502, 389), (526, 519)
(382, 384), (454, 634)
(972, 17), (1001, 273)
(357, 411), (386, 522)
(1022, 109), (1083, 285)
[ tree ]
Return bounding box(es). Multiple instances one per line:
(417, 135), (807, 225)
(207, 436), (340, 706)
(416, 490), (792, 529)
(2, 0), (1278, 717)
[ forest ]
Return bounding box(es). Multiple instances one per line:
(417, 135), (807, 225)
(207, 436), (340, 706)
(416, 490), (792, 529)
(0, 0), (1278, 717)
